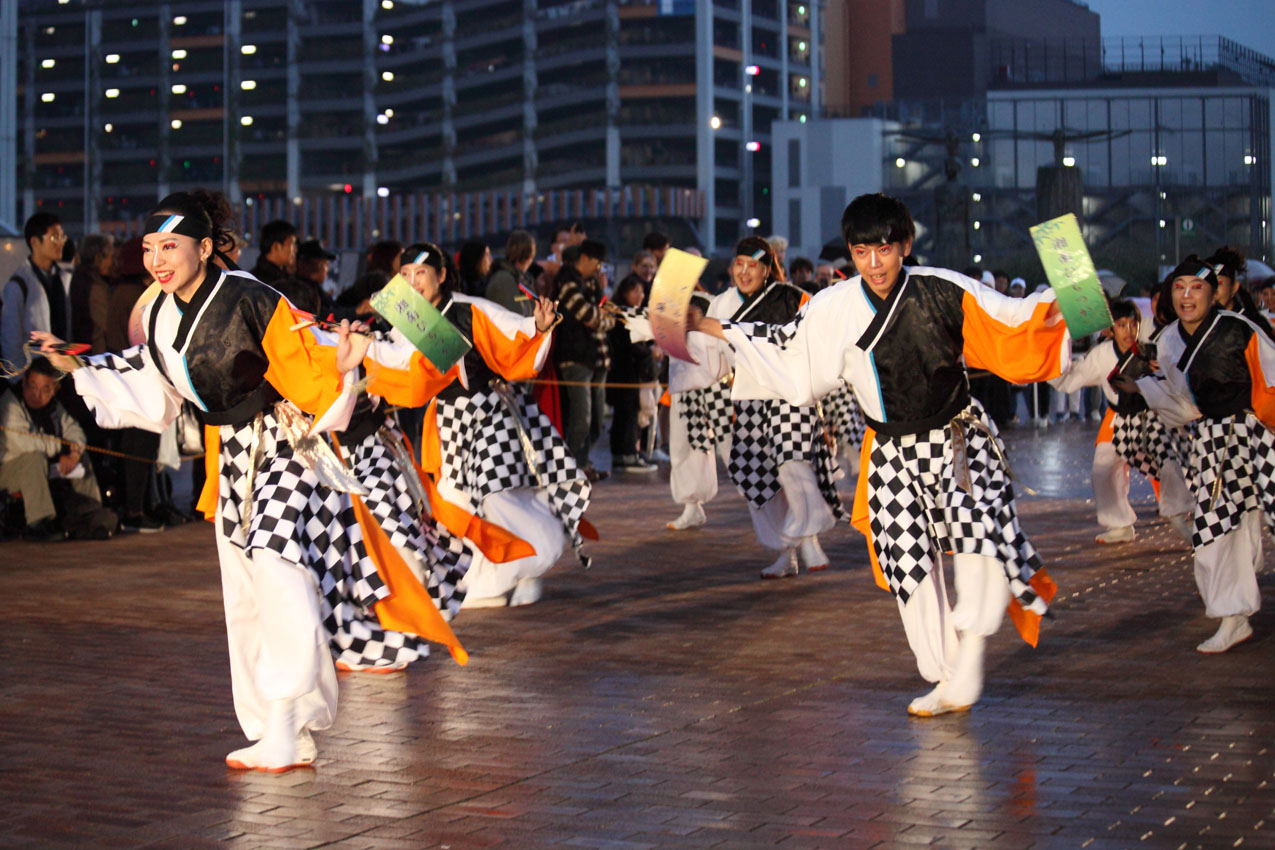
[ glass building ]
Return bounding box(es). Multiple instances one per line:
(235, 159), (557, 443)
(8, 0), (823, 254)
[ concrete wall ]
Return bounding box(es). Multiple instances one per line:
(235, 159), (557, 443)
(770, 117), (891, 259)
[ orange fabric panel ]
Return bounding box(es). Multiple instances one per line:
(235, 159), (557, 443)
(365, 353), (456, 410)
(659, 388), (671, 407)
(1005, 568), (1057, 648)
(260, 298), (345, 417)
(798, 292), (811, 309)
(349, 494), (468, 666)
(1094, 407), (1115, 445)
(849, 428), (890, 593)
(961, 292), (1069, 383)
(1245, 335), (1275, 429)
(197, 423), (220, 521)
(469, 307), (545, 381)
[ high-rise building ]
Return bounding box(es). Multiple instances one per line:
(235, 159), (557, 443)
(12, 0), (824, 254)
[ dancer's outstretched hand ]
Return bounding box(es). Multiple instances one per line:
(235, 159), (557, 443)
(336, 320), (371, 373)
(534, 296), (559, 333)
(30, 331), (81, 373)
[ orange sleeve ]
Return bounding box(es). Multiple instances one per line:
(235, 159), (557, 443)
(365, 352), (457, 409)
(961, 291), (1069, 383)
(1246, 334), (1275, 430)
(260, 298), (345, 416)
(470, 306), (546, 382)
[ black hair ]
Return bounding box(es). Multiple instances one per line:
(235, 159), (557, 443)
(1205, 245), (1246, 282)
(336, 270), (389, 308)
(77, 234), (114, 269)
(962, 265), (983, 279)
(991, 268), (1009, 281)
(458, 240), (490, 282)
(1166, 254), (1219, 289)
(258, 219), (297, 255)
(641, 231), (670, 252)
(1108, 297), (1139, 323)
(365, 239), (403, 275)
(26, 356), (63, 379)
(23, 211), (60, 248)
(789, 256), (815, 276)
(840, 193), (916, 247)
(150, 188), (236, 259)
(504, 230), (536, 266)
(579, 239), (607, 261)
(733, 235), (785, 283)
(614, 275), (645, 305)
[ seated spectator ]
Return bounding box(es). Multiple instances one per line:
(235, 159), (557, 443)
(0, 358), (117, 540)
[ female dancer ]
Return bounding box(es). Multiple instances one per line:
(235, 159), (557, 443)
(1127, 256), (1275, 652)
(37, 190), (451, 771)
(1048, 298), (1193, 544)
(364, 243), (588, 608)
(720, 236), (844, 578)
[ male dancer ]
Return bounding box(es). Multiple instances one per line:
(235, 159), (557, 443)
(695, 193), (1068, 715)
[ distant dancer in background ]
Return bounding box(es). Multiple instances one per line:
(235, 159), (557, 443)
(457, 240), (493, 297)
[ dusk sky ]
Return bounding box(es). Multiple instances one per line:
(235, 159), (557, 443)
(1083, 0), (1275, 59)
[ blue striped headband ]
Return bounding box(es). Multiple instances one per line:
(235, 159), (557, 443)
(144, 213), (211, 240)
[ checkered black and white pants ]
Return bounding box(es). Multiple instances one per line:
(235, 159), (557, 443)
(434, 388), (592, 555)
(1180, 413), (1275, 550)
(820, 383), (866, 454)
(1110, 409), (1183, 481)
(866, 402), (1047, 617)
(217, 411), (420, 669)
(728, 398), (846, 520)
(679, 379), (733, 454)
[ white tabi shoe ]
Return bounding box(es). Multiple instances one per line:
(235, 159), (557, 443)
(1196, 615), (1253, 654)
(798, 536), (829, 572)
(1095, 525), (1135, 544)
(1168, 513), (1194, 545)
(760, 549), (799, 580)
(906, 682), (971, 717)
(296, 729), (317, 766)
(508, 577), (543, 607)
(226, 700), (308, 773)
(666, 502), (707, 531)
(335, 658), (410, 674)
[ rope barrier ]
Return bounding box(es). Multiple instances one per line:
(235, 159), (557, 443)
(0, 423), (204, 466)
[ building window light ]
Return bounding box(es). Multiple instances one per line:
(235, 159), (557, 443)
(745, 141), (761, 152)
(1151, 155), (1167, 166)
(381, 71), (394, 81)
(40, 92), (55, 102)
(1159, 219), (1167, 228)
(710, 115), (721, 130)
(973, 253), (983, 263)
(105, 53), (120, 64)
(105, 88), (120, 98)
(171, 119), (183, 129)
(376, 113), (389, 125)
(971, 132), (981, 142)
(103, 123), (113, 132)
(1244, 154), (1257, 165)
(797, 77), (807, 88)
(895, 157), (906, 168)
(798, 114), (806, 123)
(171, 49), (187, 59)
(744, 64), (760, 76)
(1062, 155), (1076, 167)
(797, 41), (807, 51)
(381, 34), (394, 44)
(241, 79), (256, 90)
(171, 84), (187, 94)
(41, 59), (56, 69)
(746, 217), (761, 228)
(173, 15), (187, 25)
(970, 157), (980, 167)
(241, 115), (254, 126)
(241, 44), (257, 55)
(382, 0), (394, 7)
(384, 108), (394, 117)
(377, 187), (390, 198)
(972, 192), (982, 202)
(972, 220), (981, 230)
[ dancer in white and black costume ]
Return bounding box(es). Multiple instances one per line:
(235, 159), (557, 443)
(665, 288), (740, 530)
(364, 243), (586, 609)
(1124, 256), (1275, 653)
(695, 195), (1069, 716)
(716, 236), (845, 579)
(1048, 298), (1194, 545)
(820, 382), (867, 474)
(324, 397), (471, 672)
(35, 190), (461, 772)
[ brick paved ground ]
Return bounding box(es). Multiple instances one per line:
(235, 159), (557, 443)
(1, 423), (1272, 850)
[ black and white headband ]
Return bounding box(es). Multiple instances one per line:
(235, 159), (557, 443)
(143, 213), (211, 241)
